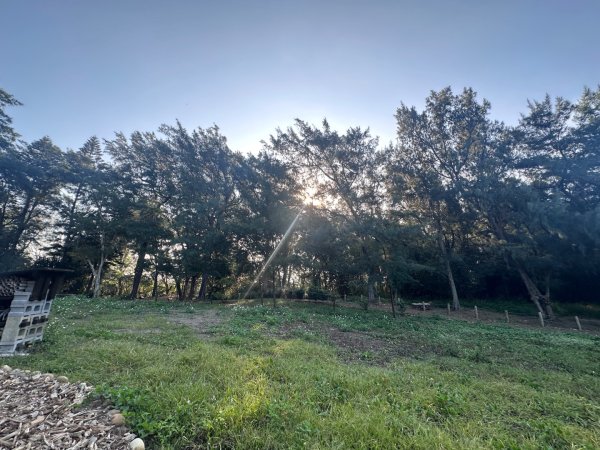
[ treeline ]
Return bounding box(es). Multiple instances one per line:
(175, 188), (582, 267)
(1, 86), (599, 318)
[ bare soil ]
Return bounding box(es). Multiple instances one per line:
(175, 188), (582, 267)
(269, 321), (441, 366)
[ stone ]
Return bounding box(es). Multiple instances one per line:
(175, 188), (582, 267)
(112, 413), (126, 426)
(129, 438), (145, 450)
(56, 375), (69, 383)
(1, 364), (11, 372)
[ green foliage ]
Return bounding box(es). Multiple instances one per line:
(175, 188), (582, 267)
(306, 286), (330, 300)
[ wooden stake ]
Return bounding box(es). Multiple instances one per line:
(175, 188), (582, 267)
(575, 316), (582, 331)
(474, 306), (479, 320)
(538, 311), (545, 327)
(504, 310), (509, 323)
(422, 302), (426, 311)
(344, 293), (347, 302)
(447, 303), (451, 315)
(390, 296), (397, 318)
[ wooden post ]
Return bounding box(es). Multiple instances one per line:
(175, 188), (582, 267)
(474, 306), (479, 320)
(575, 316), (582, 331)
(504, 310), (509, 323)
(538, 311), (545, 327)
(344, 293), (347, 302)
(390, 296), (397, 318)
(378, 295), (381, 303)
(422, 302), (426, 311)
(447, 303), (451, 315)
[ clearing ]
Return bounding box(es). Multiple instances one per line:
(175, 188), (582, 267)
(1, 297), (599, 449)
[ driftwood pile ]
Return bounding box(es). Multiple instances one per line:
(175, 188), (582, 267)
(0, 365), (142, 449)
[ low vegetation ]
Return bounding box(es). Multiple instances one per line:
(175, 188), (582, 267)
(2, 296), (599, 449)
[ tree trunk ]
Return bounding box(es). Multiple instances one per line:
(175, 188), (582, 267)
(197, 273), (208, 300)
(87, 256), (105, 299)
(182, 277), (190, 300)
(516, 265), (555, 319)
(152, 267), (159, 301)
(390, 289), (397, 318)
(175, 278), (184, 301)
(438, 234), (460, 310)
(187, 275), (198, 301)
(543, 273), (555, 319)
(367, 279), (376, 304)
(85, 273), (94, 297)
(162, 275), (171, 297)
(272, 269), (277, 307)
(260, 281), (264, 306)
(129, 242), (148, 299)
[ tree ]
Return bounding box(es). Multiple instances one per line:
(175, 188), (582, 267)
(269, 119), (386, 305)
(0, 137), (66, 269)
(391, 87), (494, 310)
(106, 131), (176, 299)
(161, 123), (243, 300)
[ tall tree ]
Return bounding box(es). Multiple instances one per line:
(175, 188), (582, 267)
(106, 131), (175, 299)
(269, 119), (386, 304)
(391, 87), (492, 310)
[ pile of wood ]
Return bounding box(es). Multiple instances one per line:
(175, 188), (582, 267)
(0, 365), (141, 449)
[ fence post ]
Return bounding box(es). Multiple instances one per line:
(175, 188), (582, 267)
(474, 306), (479, 320)
(504, 310), (509, 323)
(538, 311), (545, 327)
(575, 316), (582, 331)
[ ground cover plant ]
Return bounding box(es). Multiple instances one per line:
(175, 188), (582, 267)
(2, 296), (599, 449)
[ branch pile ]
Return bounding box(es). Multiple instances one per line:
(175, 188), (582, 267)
(0, 365), (140, 449)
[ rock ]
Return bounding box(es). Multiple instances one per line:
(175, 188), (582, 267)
(56, 375), (69, 383)
(112, 413), (126, 426)
(1, 364), (11, 372)
(129, 437), (145, 450)
(107, 409), (121, 417)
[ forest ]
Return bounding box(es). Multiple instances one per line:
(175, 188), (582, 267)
(1, 85), (599, 319)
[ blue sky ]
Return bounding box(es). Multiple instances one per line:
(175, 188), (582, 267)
(1, 0), (599, 152)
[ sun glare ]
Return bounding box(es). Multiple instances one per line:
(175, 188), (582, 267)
(303, 187), (320, 206)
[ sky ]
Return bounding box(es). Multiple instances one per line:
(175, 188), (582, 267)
(1, 0), (599, 153)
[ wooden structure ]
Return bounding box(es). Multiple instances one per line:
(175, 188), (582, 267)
(411, 301), (431, 311)
(0, 268), (70, 355)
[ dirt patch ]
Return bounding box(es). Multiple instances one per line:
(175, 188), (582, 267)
(272, 322), (429, 366)
(169, 309), (223, 336)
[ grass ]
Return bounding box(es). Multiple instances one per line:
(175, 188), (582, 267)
(2, 296), (599, 449)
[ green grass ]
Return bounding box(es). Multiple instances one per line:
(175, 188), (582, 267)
(2, 297), (599, 449)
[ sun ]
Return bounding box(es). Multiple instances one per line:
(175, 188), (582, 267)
(303, 186), (321, 206)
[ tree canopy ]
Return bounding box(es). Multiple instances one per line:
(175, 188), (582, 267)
(1, 85), (599, 317)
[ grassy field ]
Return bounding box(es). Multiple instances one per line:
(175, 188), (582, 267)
(2, 297), (599, 449)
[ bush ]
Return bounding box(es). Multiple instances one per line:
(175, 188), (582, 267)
(306, 286), (330, 301)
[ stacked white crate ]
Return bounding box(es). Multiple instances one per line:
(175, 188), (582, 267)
(0, 272), (60, 355)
